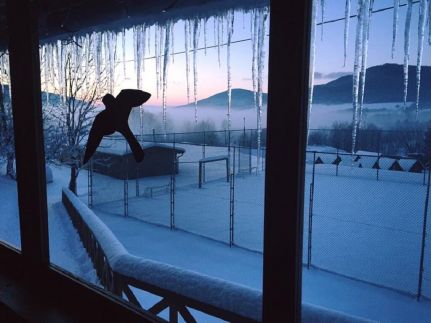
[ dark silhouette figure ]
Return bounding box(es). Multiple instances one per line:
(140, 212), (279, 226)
(83, 89), (151, 165)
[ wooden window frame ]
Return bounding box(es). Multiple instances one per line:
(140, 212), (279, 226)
(0, 0), (312, 322)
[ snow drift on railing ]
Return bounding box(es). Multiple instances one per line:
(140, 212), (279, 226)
(115, 254), (262, 321)
(62, 187), (376, 323)
(62, 187), (262, 321)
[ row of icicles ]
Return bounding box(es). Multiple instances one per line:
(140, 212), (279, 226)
(311, 0), (431, 154)
(1, 2), (429, 156)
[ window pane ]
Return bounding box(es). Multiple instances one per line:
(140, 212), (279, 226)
(303, 0), (431, 321)
(0, 52), (21, 250)
(41, 2), (269, 321)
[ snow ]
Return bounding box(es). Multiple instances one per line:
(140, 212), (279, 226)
(1, 159), (431, 322)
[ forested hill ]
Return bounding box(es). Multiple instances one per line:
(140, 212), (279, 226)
(177, 88), (268, 109)
(313, 64), (431, 105)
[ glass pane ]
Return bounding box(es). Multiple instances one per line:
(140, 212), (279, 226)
(0, 52), (21, 249)
(304, 0), (431, 321)
(41, 2), (269, 321)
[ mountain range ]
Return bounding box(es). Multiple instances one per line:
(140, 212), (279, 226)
(177, 88), (268, 109)
(313, 63), (431, 105)
(177, 63), (431, 108)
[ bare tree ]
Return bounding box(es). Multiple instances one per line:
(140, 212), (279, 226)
(45, 47), (108, 194)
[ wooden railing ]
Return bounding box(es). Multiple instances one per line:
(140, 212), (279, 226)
(62, 188), (375, 323)
(62, 188), (261, 323)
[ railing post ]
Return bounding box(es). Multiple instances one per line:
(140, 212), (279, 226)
(417, 167), (430, 301)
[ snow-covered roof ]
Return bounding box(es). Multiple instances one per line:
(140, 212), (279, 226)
(398, 158), (422, 171)
(357, 156), (378, 168)
(315, 153), (336, 164)
(96, 139), (185, 156)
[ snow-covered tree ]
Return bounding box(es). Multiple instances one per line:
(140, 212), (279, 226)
(45, 48), (108, 194)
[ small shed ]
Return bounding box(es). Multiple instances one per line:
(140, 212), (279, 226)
(90, 141), (185, 179)
(398, 158), (425, 173)
(378, 157), (402, 171)
(314, 153), (337, 164)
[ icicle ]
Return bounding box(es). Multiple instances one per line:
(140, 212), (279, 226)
(343, 0), (351, 66)
(192, 18), (201, 123)
(403, 0), (413, 108)
(171, 23), (175, 63)
(203, 18), (208, 55)
(159, 24), (165, 97)
(308, 0), (318, 126)
(256, 7), (268, 173)
(351, 0), (366, 154)
(217, 16), (221, 67)
(44, 45), (50, 107)
(415, 0), (428, 120)
(391, 0), (400, 59)
(320, 0), (325, 40)
(184, 21), (191, 103)
(162, 23), (172, 135)
(251, 9), (258, 110)
(133, 27), (140, 89)
(155, 25), (160, 98)
(226, 10), (234, 134)
(122, 28), (127, 78)
(428, 0), (431, 45)
(358, 0), (373, 128)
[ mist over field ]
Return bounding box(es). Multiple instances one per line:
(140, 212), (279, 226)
(129, 105), (268, 133)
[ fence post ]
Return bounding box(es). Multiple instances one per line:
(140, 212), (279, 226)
(249, 131), (252, 174)
(170, 134), (176, 230)
(203, 131), (206, 183)
(136, 162), (140, 197)
(308, 152), (316, 269)
(376, 155), (380, 181)
(88, 158), (93, 207)
(229, 146), (235, 247)
(124, 144), (129, 217)
(152, 128), (156, 142)
(336, 148), (339, 177)
(417, 167), (430, 300)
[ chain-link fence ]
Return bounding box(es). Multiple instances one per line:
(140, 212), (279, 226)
(85, 129), (430, 300)
(87, 129), (265, 249)
(305, 150), (430, 300)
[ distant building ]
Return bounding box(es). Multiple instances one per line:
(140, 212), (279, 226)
(90, 141), (185, 179)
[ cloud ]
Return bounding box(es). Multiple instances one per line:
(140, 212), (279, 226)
(314, 71), (352, 79)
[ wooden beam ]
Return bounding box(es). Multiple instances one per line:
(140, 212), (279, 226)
(263, 0), (312, 322)
(6, 0), (50, 266)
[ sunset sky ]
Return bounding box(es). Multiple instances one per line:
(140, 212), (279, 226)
(110, 0), (430, 107)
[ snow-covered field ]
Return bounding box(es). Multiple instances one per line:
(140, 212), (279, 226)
(1, 145), (431, 322)
(89, 142), (431, 298)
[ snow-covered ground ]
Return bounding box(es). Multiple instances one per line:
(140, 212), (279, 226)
(0, 164), (98, 284)
(1, 148), (431, 322)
